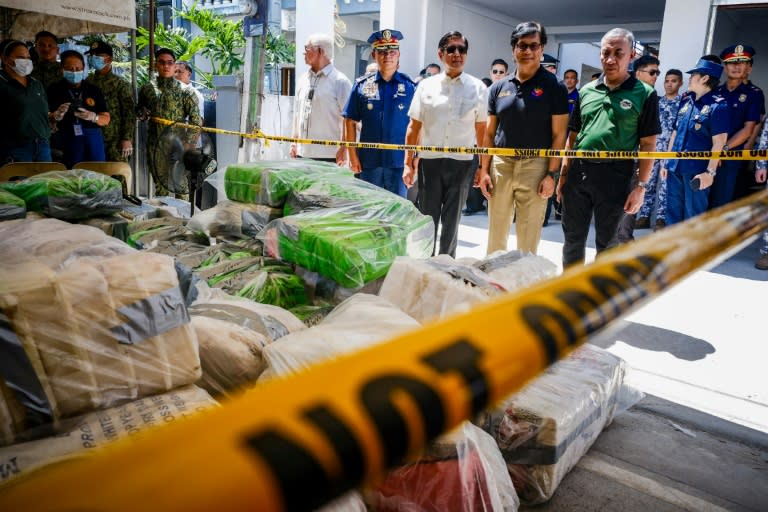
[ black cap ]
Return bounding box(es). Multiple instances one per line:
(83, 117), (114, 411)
(85, 41), (113, 57)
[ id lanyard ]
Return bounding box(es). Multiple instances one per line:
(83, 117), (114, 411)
(69, 88), (84, 136)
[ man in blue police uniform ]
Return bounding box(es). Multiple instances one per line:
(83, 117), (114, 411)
(710, 44), (762, 209)
(661, 58), (728, 224)
(343, 29), (416, 197)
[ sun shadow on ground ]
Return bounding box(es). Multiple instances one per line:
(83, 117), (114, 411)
(591, 320), (716, 362)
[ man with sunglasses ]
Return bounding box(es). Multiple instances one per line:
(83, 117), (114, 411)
(557, 28), (660, 267)
(476, 21), (569, 255)
(291, 33), (351, 164)
(404, 31), (488, 257)
(343, 29), (415, 197)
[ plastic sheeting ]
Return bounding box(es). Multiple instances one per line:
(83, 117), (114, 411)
(187, 200), (282, 239)
(367, 422), (519, 512)
(0, 219), (200, 446)
(0, 170), (122, 220)
(0, 189), (25, 220)
(476, 344), (632, 504)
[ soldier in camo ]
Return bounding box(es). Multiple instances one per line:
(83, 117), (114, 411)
(637, 68), (683, 229)
(85, 41), (136, 162)
(138, 48), (201, 197)
(31, 31), (62, 90)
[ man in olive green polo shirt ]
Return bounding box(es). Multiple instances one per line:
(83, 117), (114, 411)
(556, 28), (660, 266)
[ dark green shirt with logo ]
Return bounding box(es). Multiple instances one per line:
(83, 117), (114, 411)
(569, 75), (660, 151)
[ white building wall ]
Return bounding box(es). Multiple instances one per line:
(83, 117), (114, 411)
(657, 0), (712, 95)
(294, 0), (336, 78)
(558, 43), (602, 85)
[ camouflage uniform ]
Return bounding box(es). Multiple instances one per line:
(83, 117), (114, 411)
(138, 76), (201, 196)
(87, 71), (136, 162)
(756, 121), (768, 255)
(32, 61), (63, 91)
(638, 94), (681, 224)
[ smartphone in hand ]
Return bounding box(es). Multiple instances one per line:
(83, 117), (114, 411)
(689, 177), (701, 191)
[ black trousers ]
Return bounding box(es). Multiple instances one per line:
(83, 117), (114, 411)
(464, 155), (486, 211)
(561, 159), (634, 266)
(418, 158), (473, 257)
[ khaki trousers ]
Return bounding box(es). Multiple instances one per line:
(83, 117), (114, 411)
(487, 155), (548, 254)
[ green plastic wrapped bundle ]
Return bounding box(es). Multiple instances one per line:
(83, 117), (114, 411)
(0, 189), (26, 220)
(263, 201), (434, 288)
(0, 170), (122, 220)
(236, 266), (308, 310)
(224, 160), (350, 207)
(283, 173), (396, 216)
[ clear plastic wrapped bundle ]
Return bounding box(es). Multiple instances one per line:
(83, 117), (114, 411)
(379, 255), (505, 323)
(473, 250), (558, 291)
(367, 422), (519, 512)
(187, 200), (282, 239)
(0, 189), (26, 220)
(0, 385), (217, 483)
(475, 344), (629, 504)
(262, 201), (434, 289)
(127, 217), (209, 250)
(224, 160), (351, 206)
(189, 287), (305, 396)
(260, 294), (418, 380)
(0, 222), (201, 446)
(0, 169), (122, 220)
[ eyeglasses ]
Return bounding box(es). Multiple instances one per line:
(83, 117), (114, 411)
(491, 69), (506, 74)
(515, 42), (542, 52)
(639, 68), (661, 76)
(442, 45), (467, 55)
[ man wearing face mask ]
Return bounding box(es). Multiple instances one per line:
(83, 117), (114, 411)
(47, 50), (110, 169)
(85, 41), (136, 162)
(0, 40), (52, 163)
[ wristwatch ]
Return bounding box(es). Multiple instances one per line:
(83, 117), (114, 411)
(636, 180), (648, 190)
(706, 169), (717, 177)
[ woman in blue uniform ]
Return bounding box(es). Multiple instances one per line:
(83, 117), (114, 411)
(661, 58), (729, 225)
(47, 50), (110, 168)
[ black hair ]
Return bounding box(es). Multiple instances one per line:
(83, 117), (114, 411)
(481, 77), (493, 87)
(564, 68), (578, 77)
(176, 60), (193, 74)
(34, 31), (58, 43)
(1, 40), (26, 59)
(155, 47), (176, 61)
(701, 54), (722, 65)
(426, 63), (441, 71)
(665, 68), (683, 79)
(60, 49), (84, 67)
(510, 21), (547, 48)
(438, 31), (468, 53)
(634, 54), (660, 71)
(491, 58), (508, 70)
(591, 72), (601, 80)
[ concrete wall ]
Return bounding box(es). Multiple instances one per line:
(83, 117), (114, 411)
(657, 0), (712, 95)
(711, 6), (768, 95)
(558, 42), (602, 85)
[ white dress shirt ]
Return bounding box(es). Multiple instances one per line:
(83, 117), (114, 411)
(407, 72), (488, 161)
(293, 62), (352, 159)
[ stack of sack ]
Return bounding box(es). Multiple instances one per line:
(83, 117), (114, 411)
(475, 344), (632, 504)
(0, 218), (204, 460)
(379, 251), (558, 322)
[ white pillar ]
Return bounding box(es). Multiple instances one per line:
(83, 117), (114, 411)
(380, 0), (444, 78)
(295, 0), (336, 78)
(657, 0), (713, 93)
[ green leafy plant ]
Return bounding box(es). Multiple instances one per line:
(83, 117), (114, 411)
(176, 2), (245, 76)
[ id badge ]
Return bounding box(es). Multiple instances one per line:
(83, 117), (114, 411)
(73, 124), (84, 137)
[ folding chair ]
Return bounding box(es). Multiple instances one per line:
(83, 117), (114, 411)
(0, 161), (66, 182)
(72, 161), (133, 193)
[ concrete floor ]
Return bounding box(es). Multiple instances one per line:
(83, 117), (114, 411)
(454, 210), (768, 511)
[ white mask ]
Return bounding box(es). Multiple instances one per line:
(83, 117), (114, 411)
(13, 58), (33, 77)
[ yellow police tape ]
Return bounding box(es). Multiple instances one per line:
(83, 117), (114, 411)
(1, 190), (766, 512)
(153, 117), (768, 161)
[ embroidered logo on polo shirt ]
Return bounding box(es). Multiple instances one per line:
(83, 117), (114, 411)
(531, 87), (544, 97)
(86, 97), (95, 107)
(619, 99), (632, 110)
(739, 94), (747, 103)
